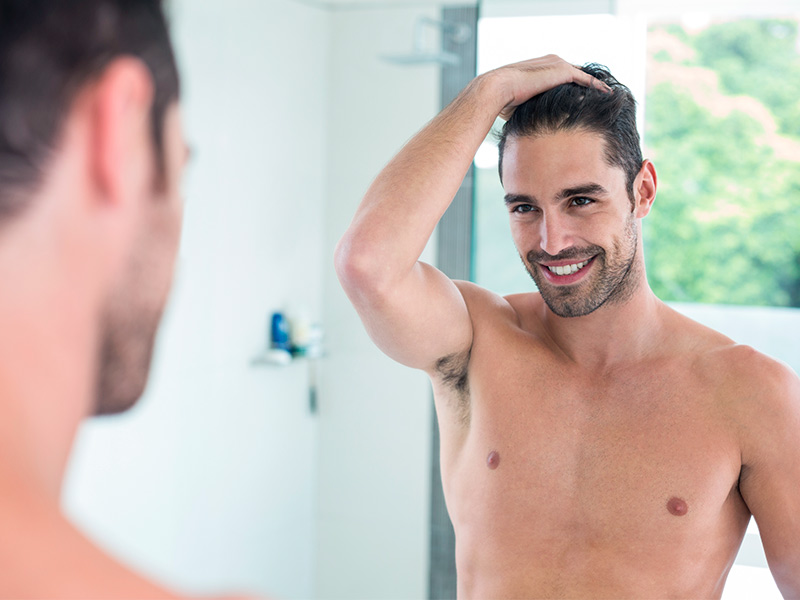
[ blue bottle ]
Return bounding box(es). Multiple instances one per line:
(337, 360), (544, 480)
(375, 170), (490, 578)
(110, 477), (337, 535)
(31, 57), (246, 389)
(270, 311), (291, 352)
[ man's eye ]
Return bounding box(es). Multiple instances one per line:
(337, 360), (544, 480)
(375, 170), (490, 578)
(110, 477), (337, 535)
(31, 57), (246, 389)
(571, 197), (594, 207)
(512, 204), (535, 213)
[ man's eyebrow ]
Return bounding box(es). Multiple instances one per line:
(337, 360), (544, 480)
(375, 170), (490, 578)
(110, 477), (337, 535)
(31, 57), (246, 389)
(556, 183), (609, 200)
(504, 184), (609, 205)
(504, 193), (537, 205)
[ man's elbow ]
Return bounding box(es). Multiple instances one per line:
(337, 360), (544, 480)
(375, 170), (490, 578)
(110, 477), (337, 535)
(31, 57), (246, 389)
(334, 234), (390, 300)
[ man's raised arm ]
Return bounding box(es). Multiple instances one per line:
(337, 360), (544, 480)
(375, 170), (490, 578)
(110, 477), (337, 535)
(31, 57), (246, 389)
(334, 55), (610, 372)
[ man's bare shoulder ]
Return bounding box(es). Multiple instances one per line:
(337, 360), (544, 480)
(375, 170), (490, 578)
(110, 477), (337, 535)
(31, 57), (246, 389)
(722, 343), (800, 430)
(663, 304), (800, 422)
(452, 280), (525, 321)
(450, 281), (549, 332)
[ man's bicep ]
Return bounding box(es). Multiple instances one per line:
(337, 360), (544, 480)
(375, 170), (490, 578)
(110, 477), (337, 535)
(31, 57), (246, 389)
(741, 459), (800, 596)
(739, 364), (800, 597)
(347, 261), (473, 371)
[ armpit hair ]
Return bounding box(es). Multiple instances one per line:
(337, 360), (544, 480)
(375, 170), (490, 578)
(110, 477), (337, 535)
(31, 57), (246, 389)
(435, 349), (471, 425)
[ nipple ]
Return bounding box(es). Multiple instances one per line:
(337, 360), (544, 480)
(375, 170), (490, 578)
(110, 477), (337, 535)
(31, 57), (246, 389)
(667, 497), (688, 517)
(486, 450), (500, 470)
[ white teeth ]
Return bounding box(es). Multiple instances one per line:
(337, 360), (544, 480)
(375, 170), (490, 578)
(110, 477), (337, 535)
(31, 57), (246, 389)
(547, 259), (589, 276)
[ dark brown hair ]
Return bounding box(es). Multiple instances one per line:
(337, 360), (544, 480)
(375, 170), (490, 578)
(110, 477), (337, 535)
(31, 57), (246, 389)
(0, 0), (180, 220)
(498, 63), (642, 204)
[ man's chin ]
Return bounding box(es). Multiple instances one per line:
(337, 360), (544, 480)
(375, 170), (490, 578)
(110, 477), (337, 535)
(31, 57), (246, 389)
(534, 279), (605, 318)
(542, 298), (603, 318)
(93, 376), (149, 416)
(93, 334), (156, 417)
(526, 262), (607, 318)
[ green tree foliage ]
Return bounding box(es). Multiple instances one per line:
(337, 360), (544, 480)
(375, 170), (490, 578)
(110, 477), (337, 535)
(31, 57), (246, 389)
(694, 19), (800, 138)
(644, 19), (800, 307)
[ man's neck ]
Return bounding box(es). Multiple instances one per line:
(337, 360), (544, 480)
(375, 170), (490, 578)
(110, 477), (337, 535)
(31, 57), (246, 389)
(0, 234), (97, 499)
(538, 270), (665, 371)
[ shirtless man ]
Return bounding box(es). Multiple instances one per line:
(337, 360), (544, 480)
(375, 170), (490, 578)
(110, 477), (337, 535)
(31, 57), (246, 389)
(0, 2), (247, 597)
(335, 55), (800, 598)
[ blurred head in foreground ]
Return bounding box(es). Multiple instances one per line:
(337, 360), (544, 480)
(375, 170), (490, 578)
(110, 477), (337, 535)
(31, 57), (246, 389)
(0, 0), (187, 415)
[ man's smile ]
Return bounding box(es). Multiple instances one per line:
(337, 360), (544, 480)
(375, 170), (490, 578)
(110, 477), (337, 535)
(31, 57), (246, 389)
(539, 256), (597, 284)
(545, 258), (592, 276)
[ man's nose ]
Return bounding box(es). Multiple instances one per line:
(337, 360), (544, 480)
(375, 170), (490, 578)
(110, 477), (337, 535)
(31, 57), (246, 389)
(539, 213), (573, 256)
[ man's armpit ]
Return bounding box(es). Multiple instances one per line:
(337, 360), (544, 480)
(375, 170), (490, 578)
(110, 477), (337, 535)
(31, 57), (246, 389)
(435, 349), (471, 425)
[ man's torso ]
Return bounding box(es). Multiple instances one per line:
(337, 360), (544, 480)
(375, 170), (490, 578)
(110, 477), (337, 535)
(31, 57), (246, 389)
(431, 283), (752, 598)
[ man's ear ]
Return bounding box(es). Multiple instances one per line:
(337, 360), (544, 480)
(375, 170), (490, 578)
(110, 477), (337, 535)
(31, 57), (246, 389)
(633, 159), (657, 219)
(90, 57), (155, 209)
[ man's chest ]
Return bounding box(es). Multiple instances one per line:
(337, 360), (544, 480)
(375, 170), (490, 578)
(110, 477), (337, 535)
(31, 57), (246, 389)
(438, 347), (746, 542)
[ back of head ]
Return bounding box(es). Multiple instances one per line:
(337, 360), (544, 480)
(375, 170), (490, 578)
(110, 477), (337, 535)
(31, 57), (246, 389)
(498, 63), (642, 202)
(0, 0), (180, 223)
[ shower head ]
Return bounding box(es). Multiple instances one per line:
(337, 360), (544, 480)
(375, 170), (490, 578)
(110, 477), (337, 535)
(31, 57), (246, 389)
(381, 16), (471, 68)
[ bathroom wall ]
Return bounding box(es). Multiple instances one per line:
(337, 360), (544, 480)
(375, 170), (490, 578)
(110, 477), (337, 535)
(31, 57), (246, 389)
(316, 5), (442, 598)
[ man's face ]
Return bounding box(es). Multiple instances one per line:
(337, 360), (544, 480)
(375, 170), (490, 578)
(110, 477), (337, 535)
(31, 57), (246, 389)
(501, 130), (641, 318)
(95, 103), (189, 415)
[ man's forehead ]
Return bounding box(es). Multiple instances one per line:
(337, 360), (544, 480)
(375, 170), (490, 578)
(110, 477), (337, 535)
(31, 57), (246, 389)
(503, 129), (607, 159)
(501, 130), (622, 192)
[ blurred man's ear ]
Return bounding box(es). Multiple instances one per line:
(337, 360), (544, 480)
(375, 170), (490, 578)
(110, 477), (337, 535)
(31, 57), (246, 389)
(54, 57), (157, 286)
(633, 159), (657, 218)
(89, 57), (155, 210)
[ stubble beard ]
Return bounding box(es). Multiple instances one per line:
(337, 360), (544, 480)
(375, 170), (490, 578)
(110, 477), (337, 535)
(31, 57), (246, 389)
(94, 253), (165, 416)
(524, 213), (640, 318)
(94, 200), (175, 416)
